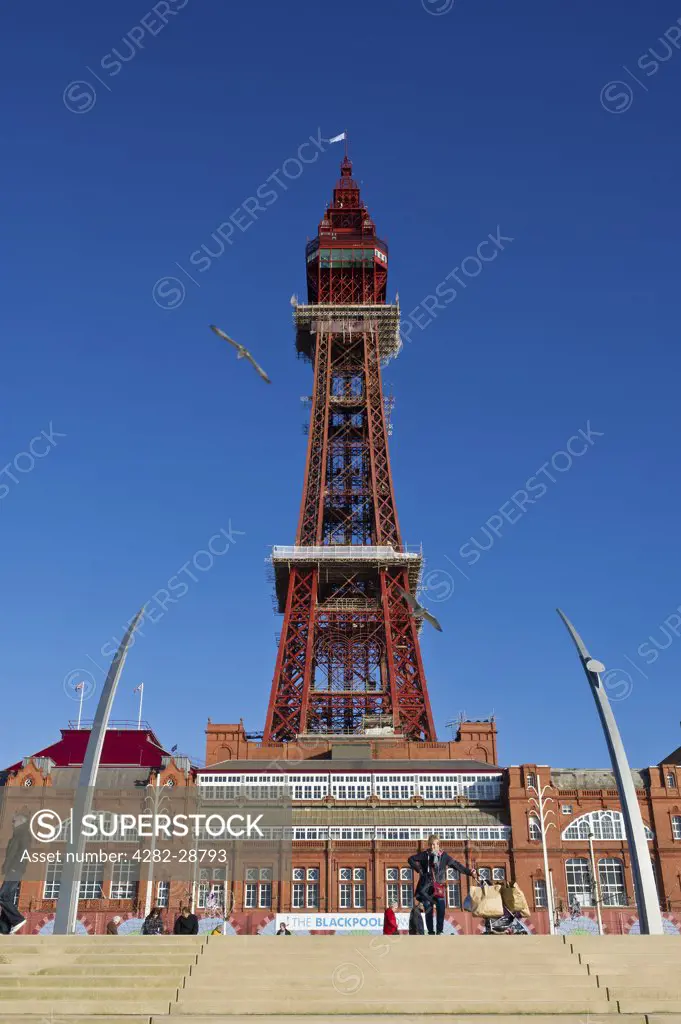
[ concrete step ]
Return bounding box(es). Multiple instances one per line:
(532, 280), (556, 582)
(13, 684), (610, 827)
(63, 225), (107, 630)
(0, 974), (181, 988)
(171, 995), (615, 1014)
(0, 998), (172, 1015)
(183, 977), (600, 994)
(36, 964), (186, 977)
(569, 935), (681, 946)
(22, 946), (196, 962)
(193, 963), (589, 977)
(618, 999), (681, 1013)
(160, 1017), (638, 1024)
(577, 950), (679, 966)
(0, 1018), (153, 1024)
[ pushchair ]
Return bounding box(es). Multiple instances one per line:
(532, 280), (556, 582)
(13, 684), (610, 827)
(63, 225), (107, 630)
(479, 879), (531, 935)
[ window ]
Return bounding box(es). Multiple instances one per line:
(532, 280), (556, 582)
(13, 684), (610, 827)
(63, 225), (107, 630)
(79, 864), (104, 900)
(400, 882), (414, 908)
(339, 868), (365, 908)
(156, 881), (170, 908)
(44, 864), (61, 900)
(244, 868), (272, 909)
(477, 867), (492, 881)
(292, 867), (319, 907)
(529, 816), (541, 841)
(667, 773), (677, 788)
(672, 816), (681, 840)
(561, 805), (573, 815)
(565, 858), (593, 907)
(386, 882), (398, 906)
(492, 867), (506, 881)
(599, 858), (627, 906)
(110, 861), (138, 900)
(386, 867), (399, 882)
(526, 772), (537, 791)
(533, 879), (548, 908)
(446, 867), (461, 908)
(330, 775), (371, 800)
(563, 809), (654, 841)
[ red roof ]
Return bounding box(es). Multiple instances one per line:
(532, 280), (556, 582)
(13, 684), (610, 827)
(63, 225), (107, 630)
(5, 728), (169, 773)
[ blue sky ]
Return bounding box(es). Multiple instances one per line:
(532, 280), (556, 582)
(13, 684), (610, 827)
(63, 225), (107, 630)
(2, 0), (681, 770)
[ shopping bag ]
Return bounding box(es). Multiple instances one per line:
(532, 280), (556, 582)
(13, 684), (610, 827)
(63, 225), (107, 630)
(500, 881), (530, 918)
(472, 883), (504, 918)
(463, 894), (474, 912)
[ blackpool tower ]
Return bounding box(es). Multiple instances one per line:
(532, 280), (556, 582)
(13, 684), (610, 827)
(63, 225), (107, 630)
(263, 155), (436, 743)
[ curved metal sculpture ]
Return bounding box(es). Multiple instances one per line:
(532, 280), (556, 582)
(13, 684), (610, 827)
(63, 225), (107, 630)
(557, 608), (663, 934)
(53, 609), (145, 935)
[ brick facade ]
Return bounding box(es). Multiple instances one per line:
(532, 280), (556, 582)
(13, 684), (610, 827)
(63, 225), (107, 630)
(3, 722), (681, 935)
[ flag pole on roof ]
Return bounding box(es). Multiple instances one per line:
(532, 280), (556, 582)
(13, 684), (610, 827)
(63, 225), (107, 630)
(133, 682), (144, 730)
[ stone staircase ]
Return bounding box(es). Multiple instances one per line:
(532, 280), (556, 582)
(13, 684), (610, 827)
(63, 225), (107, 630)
(0, 934), (678, 1022)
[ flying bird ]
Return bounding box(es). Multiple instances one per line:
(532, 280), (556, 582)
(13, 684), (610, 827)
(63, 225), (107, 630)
(209, 325), (271, 384)
(397, 584), (443, 633)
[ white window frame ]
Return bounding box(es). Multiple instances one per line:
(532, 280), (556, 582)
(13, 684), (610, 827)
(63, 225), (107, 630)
(598, 858), (627, 907)
(110, 860), (138, 900)
(565, 857), (593, 907)
(562, 809), (654, 841)
(672, 815), (681, 840)
(533, 878), (547, 908)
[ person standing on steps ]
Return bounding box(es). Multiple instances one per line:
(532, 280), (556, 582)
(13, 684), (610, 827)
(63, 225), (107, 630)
(409, 834), (477, 935)
(106, 916), (122, 935)
(383, 900), (399, 935)
(408, 898), (426, 935)
(0, 811), (30, 935)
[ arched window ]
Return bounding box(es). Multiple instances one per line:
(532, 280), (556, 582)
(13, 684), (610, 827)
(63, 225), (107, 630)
(565, 858), (593, 907)
(598, 857), (627, 906)
(562, 809), (653, 841)
(667, 772), (677, 789)
(529, 815), (541, 841)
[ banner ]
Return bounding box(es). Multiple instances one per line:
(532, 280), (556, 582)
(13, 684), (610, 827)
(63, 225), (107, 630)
(275, 912), (410, 933)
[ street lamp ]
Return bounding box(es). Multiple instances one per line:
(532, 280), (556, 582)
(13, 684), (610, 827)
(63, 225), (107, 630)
(143, 775), (174, 918)
(587, 830), (604, 935)
(556, 609), (663, 935)
(54, 609), (145, 935)
(528, 774), (557, 935)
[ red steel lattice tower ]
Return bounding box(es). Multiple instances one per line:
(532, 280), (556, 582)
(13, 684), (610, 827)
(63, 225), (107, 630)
(263, 155), (436, 742)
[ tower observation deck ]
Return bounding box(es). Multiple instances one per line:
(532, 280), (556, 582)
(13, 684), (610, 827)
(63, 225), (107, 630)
(263, 155), (436, 743)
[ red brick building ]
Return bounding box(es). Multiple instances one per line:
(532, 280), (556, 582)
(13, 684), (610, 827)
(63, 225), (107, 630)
(3, 718), (681, 935)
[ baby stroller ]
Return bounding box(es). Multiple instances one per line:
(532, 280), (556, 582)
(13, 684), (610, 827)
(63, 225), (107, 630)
(480, 880), (531, 935)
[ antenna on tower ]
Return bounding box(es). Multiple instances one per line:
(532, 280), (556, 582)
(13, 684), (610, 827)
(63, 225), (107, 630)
(444, 719), (458, 739)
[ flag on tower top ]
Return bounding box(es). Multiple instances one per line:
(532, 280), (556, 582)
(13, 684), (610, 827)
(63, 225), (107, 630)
(133, 683), (143, 693)
(74, 682), (84, 691)
(328, 132), (346, 143)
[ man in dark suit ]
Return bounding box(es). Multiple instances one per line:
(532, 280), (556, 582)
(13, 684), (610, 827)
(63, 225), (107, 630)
(408, 834), (476, 935)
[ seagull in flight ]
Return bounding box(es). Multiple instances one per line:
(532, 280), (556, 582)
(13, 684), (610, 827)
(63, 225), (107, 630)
(397, 585), (443, 633)
(209, 325), (271, 384)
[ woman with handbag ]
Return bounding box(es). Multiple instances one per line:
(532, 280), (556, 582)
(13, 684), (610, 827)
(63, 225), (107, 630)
(408, 835), (477, 935)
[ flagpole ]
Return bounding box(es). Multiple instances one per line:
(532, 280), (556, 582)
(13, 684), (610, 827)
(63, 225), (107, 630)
(137, 683), (144, 730)
(77, 685), (84, 730)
